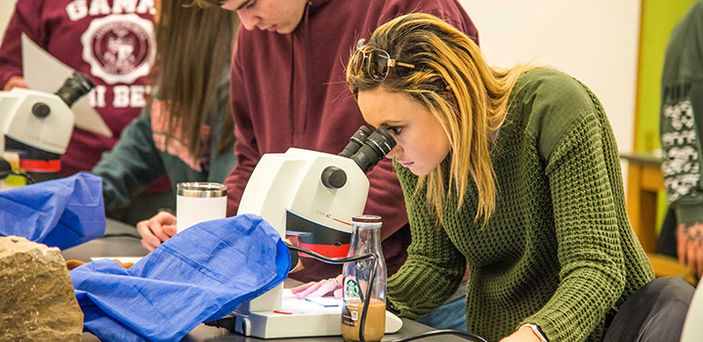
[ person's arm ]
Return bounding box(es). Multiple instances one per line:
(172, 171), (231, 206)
(91, 109), (167, 212)
(0, 0), (44, 89)
(385, 164), (465, 319)
(223, 38), (259, 216)
(521, 111), (627, 341)
(660, 2), (703, 276)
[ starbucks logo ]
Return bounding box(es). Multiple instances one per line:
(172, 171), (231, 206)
(345, 278), (361, 298)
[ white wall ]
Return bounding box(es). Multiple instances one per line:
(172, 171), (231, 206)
(0, 0), (17, 38)
(460, 0), (640, 181)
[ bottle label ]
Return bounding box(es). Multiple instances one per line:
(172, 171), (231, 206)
(341, 303), (356, 326)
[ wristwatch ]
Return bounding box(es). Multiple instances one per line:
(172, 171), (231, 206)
(521, 323), (548, 342)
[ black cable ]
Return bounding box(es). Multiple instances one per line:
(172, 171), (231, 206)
(286, 244), (374, 265)
(391, 329), (489, 342)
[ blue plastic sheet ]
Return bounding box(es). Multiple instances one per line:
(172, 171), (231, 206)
(71, 214), (291, 342)
(0, 172), (105, 249)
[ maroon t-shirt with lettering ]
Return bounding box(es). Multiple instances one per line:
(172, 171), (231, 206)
(0, 0), (160, 178)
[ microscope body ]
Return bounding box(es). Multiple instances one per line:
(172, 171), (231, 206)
(231, 127), (401, 338)
(237, 148), (369, 313)
(0, 73), (93, 180)
(0, 88), (76, 179)
(0, 87), (74, 156)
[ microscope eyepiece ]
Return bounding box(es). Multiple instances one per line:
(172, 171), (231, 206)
(338, 126), (372, 158)
(55, 72), (94, 107)
(349, 126), (396, 173)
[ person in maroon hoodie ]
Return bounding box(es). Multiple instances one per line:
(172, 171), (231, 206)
(0, 0), (173, 224)
(180, 0), (477, 330)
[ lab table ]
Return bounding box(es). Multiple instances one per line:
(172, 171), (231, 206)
(62, 219), (462, 341)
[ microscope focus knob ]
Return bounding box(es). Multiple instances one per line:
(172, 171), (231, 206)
(32, 102), (51, 118)
(321, 166), (347, 189)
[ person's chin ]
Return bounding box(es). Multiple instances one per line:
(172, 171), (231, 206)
(407, 164), (429, 176)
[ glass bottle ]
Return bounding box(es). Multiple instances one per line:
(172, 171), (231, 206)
(341, 215), (387, 342)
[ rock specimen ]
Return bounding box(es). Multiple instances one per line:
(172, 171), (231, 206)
(0, 236), (83, 341)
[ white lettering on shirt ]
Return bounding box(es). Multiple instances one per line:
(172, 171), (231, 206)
(113, 85), (130, 108)
(88, 85), (151, 108)
(66, 0), (88, 21)
(89, 0), (111, 16)
(112, 0), (138, 14)
(65, 0), (154, 21)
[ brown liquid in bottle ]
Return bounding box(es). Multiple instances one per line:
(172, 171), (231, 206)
(341, 298), (386, 342)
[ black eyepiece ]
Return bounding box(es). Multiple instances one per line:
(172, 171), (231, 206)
(349, 126), (396, 173)
(55, 72), (94, 107)
(339, 126), (372, 158)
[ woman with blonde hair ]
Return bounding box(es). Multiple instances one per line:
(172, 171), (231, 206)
(334, 13), (692, 342)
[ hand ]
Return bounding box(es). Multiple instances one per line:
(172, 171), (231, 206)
(136, 210), (177, 251)
(290, 274), (343, 299)
(677, 222), (703, 277)
(3, 76), (26, 90)
(499, 325), (542, 342)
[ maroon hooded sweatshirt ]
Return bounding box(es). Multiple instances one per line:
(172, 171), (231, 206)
(0, 0), (159, 178)
(226, 0), (478, 282)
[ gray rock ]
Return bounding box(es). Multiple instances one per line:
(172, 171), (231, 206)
(0, 236), (83, 342)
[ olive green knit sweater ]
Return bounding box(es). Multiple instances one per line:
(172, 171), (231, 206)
(387, 69), (654, 342)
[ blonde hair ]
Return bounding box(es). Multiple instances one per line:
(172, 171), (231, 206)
(347, 13), (538, 225)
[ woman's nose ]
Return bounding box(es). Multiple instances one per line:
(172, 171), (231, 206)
(386, 145), (402, 159)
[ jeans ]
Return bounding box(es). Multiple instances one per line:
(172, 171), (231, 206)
(416, 280), (468, 331)
(603, 277), (694, 342)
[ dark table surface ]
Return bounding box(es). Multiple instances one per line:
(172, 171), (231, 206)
(63, 219), (464, 342)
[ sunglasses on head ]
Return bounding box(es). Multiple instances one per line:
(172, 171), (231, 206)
(350, 39), (415, 81)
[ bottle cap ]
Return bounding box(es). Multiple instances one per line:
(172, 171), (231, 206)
(352, 215), (382, 223)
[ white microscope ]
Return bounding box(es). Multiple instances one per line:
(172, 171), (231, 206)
(233, 126), (404, 338)
(0, 73), (94, 182)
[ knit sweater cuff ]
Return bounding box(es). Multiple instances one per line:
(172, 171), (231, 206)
(387, 259), (463, 319)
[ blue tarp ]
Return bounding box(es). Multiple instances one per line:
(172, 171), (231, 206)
(70, 214), (290, 342)
(0, 172), (105, 249)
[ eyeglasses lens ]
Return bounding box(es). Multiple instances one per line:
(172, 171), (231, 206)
(367, 50), (390, 80)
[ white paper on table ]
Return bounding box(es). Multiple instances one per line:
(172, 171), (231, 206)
(21, 33), (112, 137)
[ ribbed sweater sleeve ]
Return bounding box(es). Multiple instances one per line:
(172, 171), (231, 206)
(523, 113), (626, 341)
(387, 166), (466, 319)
